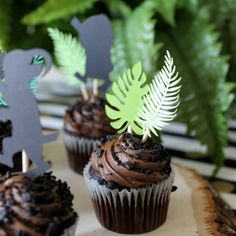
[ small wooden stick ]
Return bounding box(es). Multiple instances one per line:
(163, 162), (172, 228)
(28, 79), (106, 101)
(80, 83), (89, 100)
(127, 124), (132, 134)
(22, 150), (29, 173)
(141, 132), (149, 143)
(93, 79), (99, 96)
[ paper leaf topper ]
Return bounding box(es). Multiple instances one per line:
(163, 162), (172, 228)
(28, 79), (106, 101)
(0, 49), (57, 179)
(106, 51), (181, 138)
(48, 27), (86, 85)
(105, 62), (149, 134)
(48, 14), (113, 91)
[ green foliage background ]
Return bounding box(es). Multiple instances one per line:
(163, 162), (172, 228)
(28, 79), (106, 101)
(0, 0), (236, 174)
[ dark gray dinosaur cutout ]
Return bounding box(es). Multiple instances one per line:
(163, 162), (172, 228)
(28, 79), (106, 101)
(0, 49), (58, 179)
(0, 52), (4, 80)
(71, 14), (113, 91)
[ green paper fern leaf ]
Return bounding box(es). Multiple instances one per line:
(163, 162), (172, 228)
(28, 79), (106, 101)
(48, 27), (86, 85)
(137, 51), (181, 137)
(105, 62), (149, 135)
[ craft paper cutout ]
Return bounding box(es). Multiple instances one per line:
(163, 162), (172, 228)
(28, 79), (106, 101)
(0, 54), (44, 106)
(0, 49), (58, 179)
(48, 28), (86, 85)
(71, 14), (113, 91)
(105, 62), (149, 135)
(106, 51), (181, 139)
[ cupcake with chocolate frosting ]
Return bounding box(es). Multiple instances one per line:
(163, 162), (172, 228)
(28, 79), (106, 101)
(0, 172), (78, 236)
(0, 120), (22, 174)
(84, 52), (181, 233)
(63, 95), (114, 174)
(84, 133), (174, 233)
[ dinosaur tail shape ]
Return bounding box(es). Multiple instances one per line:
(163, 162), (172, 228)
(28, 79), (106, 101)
(42, 132), (58, 143)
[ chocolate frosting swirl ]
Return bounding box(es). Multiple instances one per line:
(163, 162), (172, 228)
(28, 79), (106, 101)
(64, 95), (114, 138)
(0, 172), (77, 236)
(90, 133), (172, 189)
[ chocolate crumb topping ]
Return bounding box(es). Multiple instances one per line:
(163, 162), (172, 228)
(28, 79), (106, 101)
(90, 133), (172, 189)
(0, 172), (77, 236)
(64, 95), (114, 138)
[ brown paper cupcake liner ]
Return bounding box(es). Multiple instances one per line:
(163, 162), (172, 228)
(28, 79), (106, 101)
(84, 163), (175, 234)
(63, 131), (101, 174)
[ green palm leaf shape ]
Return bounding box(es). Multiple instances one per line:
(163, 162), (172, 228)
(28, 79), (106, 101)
(105, 62), (149, 135)
(137, 51), (181, 137)
(48, 27), (86, 85)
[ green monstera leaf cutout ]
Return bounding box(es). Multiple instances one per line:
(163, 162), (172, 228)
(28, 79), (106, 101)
(105, 62), (149, 135)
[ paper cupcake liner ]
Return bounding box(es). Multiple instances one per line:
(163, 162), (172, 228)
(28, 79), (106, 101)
(62, 218), (78, 236)
(84, 163), (175, 234)
(63, 131), (101, 174)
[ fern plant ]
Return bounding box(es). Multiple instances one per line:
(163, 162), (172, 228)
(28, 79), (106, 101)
(157, 8), (233, 174)
(110, 1), (162, 82)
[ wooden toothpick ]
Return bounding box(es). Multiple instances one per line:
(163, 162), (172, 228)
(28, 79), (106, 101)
(80, 83), (89, 100)
(127, 124), (132, 134)
(141, 133), (149, 143)
(22, 150), (29, 173)
(93, 79), (99, 96)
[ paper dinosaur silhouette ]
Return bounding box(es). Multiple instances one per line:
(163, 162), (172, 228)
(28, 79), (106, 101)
(71, 14), (113, 91)
(0, 49), (57, 179)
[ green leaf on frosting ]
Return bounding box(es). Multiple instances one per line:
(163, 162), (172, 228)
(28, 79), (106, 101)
(48, 27), (86, 85)
(105, 62), (149, 135)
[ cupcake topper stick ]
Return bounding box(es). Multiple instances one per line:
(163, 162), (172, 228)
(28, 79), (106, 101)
(106, 51), (181, 142)
(22, 150), (29, 173)
(0, 49), (58, 179)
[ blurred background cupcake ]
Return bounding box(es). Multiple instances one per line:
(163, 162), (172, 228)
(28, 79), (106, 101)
(63, 95), (114, 174)
(0, 120), (22, 174)
(48, 15), (115, 174)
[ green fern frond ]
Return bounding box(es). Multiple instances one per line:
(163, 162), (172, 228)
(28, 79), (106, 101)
(105, 62), (149, 135)
(110, 1), (162, 82)
(48, 27), (86, 85)
(22, 0), (97, 25)
(158, 8), (233, 174)
(152, 0), (178, 26)
(137, 51), (181, 137)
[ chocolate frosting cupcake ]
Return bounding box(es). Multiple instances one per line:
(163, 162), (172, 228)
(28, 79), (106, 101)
(90, 133), (171, 189)
(0, 120), (22, 174)
(64, 95), (114, 138)
(0, 172), (77, 236)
